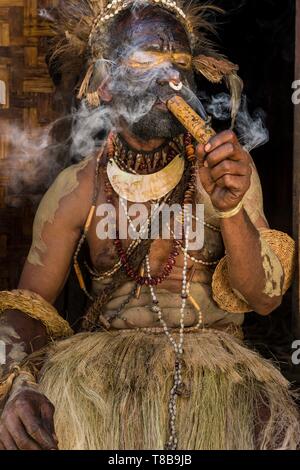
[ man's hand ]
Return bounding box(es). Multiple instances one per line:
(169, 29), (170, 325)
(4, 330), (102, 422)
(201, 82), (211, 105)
(0, 389), (58, 450)
(196, 130), (252, 212)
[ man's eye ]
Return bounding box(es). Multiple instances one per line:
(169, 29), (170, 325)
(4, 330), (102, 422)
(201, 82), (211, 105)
(173, 54), (192, 69)
(128, 52), (157, 65)
(177, 61), (188, 68)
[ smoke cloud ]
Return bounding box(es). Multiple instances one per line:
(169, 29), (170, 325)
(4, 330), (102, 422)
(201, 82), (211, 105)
(205, 92), (269, 152)
(2, 33), (268, 206)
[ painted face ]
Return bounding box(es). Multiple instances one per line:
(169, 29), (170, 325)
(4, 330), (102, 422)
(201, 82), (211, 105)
(106, 6), (196, 139)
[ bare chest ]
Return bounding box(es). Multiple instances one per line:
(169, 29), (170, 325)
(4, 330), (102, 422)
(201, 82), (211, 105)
(85, 184), (224, 281)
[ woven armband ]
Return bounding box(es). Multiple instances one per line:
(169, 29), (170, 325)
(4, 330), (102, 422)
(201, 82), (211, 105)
(212, 229), (296, 314)
(0, 289), (73, 338)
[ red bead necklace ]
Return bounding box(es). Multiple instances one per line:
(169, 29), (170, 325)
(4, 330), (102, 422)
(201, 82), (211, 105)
(104, 132), (197, 286)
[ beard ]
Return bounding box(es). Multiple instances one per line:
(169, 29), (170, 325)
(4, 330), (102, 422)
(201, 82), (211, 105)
(130, 105), (185, 139)
(110, 91), (185, 139)
(109, 71), (197, 140)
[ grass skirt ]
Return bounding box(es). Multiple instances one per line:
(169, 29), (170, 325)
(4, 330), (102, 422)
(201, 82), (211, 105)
(38, 328), (300, 450)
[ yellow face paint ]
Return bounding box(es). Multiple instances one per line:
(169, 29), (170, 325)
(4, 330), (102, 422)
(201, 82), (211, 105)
(124, 50), (192, 70)
(259, 236), (284, 298)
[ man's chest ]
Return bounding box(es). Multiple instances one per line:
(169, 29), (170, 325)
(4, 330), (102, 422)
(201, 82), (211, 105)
(85, 192), (224, 275)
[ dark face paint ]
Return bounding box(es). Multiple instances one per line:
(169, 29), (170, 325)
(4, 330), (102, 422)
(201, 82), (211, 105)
(106, 6), (197, 139)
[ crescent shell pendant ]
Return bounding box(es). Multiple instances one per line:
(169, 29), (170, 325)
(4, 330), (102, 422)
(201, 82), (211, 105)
(106, 155), (185, 202)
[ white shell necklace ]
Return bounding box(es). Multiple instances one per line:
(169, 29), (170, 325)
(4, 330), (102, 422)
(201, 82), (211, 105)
(106, 154), (185, 202)
(145, 206), (191, 450)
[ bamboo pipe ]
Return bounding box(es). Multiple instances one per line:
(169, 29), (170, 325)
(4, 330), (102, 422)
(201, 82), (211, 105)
(166, 95), (216, 145)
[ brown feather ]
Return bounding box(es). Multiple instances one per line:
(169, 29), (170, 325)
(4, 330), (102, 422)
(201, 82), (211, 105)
(225, 72), (244, 128)
(193, 55), (239, 83)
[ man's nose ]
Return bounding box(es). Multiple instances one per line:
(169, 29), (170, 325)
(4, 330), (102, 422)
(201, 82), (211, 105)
(157, 68), (181, 87)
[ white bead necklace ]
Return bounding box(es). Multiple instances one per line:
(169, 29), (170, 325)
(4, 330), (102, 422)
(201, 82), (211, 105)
(145, 207), (191, 450)
(104, 195), (205, 449)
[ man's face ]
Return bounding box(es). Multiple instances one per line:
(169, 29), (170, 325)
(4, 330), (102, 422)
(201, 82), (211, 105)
(106, 7), (196, 139)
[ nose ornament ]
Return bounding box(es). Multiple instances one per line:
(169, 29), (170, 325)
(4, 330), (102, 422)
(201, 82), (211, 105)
(169, 80), (183, 91)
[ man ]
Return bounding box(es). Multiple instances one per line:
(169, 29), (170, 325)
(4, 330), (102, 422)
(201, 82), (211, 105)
(0, 0), (299, 450)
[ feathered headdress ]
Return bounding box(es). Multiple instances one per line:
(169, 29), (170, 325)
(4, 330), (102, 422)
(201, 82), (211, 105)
(47, 0), (243, 123)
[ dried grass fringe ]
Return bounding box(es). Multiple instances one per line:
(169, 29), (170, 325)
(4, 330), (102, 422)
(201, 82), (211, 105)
(38, 328), (300, 450)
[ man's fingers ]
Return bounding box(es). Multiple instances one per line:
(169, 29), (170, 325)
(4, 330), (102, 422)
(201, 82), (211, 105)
(5, 414), (42, 450)
(195, 143), (206, 167)
(18, 406), (58, 450)
(205, 143), (241, 169)
(215, 174), (243, 191)
(0, 426), (18, 450)
(41, 401), (58, 444)
(198, 166), (215, 195)
(210, 161), (250, 182)
(205, 130), (238, 153)
(0, 440), (5, 450)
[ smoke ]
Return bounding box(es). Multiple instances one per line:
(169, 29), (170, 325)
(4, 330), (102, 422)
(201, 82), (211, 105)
(1, 3), (198, 204)
(2, 35), (268, 206)
(70, 56), (187, 157)
(2, 53), (177, 204)
(1, 116), (73, 206)
(205, 92), (269, 152)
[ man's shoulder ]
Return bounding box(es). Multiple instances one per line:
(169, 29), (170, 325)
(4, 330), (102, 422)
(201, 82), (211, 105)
(35, 154), (97, 227)
(44, 154), (96, 204)
(53, 154), (95, 194)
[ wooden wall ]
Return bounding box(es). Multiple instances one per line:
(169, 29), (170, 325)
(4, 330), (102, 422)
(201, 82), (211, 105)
(0, 0), (57, 290)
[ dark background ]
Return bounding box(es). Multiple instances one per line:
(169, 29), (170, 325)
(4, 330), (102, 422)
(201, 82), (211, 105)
(208, 0), (295, 234)
(208, 0), (297, 380)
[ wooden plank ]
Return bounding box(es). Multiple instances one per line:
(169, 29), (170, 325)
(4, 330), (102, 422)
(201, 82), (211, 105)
(0, 108), (22, 119)
(11, 92), (36, 107)
(0, 47), (11, 58)
(0, 135), (10, 160)
(0, 1), (24, 6)
(0, 187), (6, 209)
(25, 36), (38, 46)
(0, 20), (10, 46)
(23, 76), (54, 93)
(24, 0), (37, 18)
(23, 106), (38, 128)
(24, 45), (37, 66)
(24, 24), (53, 37)
(293, 0), (300, 335)
(8, 5), (25, 46)
(0, 8), (10, 18)
(0, 65), (9, 108)
(8, 6), (23, 37)
(37, 92), (54, 123)
(24, 66), (50, 78)
(0, 58), (11, 67)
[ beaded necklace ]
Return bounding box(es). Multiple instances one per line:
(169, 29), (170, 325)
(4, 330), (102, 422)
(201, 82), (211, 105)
(146, 208), (190, 450)
(113, 175), (205, 450)
(72, 134), (212, 447)
(112, 133), (182, 174)
(73, 133), (215, 324)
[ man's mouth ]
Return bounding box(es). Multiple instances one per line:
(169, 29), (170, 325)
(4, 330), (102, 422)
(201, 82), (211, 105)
(153, 99), (169, 111)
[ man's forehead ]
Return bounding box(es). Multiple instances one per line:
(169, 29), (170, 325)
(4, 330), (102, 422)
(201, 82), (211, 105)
(116, 7), (190, 51)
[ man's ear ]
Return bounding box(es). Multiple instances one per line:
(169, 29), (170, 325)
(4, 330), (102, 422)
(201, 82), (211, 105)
(97, 78), (112, 103)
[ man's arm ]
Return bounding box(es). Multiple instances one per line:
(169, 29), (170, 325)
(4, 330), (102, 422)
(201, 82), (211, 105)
(197, 130), (283, 316)
(0, 158), (94, 450)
